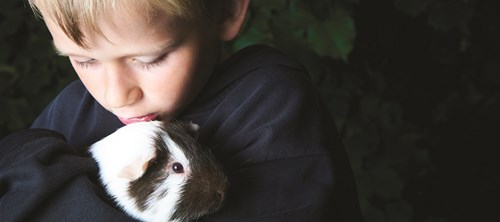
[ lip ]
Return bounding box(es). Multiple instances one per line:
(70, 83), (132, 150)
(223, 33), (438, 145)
(118, 113), (158, 125)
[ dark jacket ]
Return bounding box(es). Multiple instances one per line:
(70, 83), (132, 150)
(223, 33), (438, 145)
(0, 45), (363, 222)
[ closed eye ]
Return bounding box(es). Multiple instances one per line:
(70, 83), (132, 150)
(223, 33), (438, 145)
(72, 58), (97, 69)
(136, 53), (169, 70)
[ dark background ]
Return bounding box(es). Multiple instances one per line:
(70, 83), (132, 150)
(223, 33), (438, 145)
(1, 0), (499, 221)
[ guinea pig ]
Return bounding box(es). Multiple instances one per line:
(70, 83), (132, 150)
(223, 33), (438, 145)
(89, 120), (228, 222)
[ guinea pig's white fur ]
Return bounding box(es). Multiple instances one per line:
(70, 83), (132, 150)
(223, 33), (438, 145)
(89, 121), (227, 222)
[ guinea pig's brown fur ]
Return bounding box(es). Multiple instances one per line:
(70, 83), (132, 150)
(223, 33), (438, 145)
(89, 121), (228, 222)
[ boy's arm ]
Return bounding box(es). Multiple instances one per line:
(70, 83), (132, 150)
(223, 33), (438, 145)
(190, 63), (363, 221)
(0, 128), (136, 221)
(31, 80), (123, 149)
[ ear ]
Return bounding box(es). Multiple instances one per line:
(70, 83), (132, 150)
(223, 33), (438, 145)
(184, 122), (200, 139)
(218, 0), (250, 41)
(118, 154), (154, 181)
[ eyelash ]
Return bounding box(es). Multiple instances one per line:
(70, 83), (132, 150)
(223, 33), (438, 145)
(138, 54), (168, 70)
(72, 54), (168, 70)
(73, 59), (96, 69)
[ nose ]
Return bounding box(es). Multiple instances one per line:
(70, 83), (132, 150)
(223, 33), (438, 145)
(104, 63), (143, 108)
(215, 189), (225, 201)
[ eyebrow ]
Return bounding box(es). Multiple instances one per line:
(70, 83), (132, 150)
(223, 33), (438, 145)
(52, 38), (182, 57)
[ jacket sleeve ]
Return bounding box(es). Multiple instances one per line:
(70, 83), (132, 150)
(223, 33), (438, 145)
(30, 80), (123, 150)
(194, 64), (363, 222)
(0, 128), (137, 222)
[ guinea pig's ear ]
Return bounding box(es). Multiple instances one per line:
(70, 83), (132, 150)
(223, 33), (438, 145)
(184, 122), (200, 139)
(118, 154), (154, 181)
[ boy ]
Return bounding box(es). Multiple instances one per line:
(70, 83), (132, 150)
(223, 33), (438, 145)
(0, 0), (363, 221)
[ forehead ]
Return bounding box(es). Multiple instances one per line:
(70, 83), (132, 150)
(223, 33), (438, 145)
(45, 7), (188, 56)
(31, 0), (201, 48)
(44, 1), (189, 50)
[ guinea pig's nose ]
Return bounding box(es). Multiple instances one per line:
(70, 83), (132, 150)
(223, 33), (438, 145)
(216, 189), (225, 201)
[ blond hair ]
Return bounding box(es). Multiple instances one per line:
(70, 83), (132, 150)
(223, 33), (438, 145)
(28, 0), (224, 47)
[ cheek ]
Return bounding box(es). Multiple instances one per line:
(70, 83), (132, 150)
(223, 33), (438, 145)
(149, 50), (203, 98)
(75, 70), (96, 88)
(72, 65), (106, 103)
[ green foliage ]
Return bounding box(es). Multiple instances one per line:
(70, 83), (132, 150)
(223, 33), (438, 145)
(235, 0), (496, 221)
(306, 6), (355, 61)
(394, 0), (476, 34)
(233, 0), (356, 61)
(0, 1), (76, 136)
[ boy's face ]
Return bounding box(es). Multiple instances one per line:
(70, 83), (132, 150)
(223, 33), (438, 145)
(45, 8), (223, 125)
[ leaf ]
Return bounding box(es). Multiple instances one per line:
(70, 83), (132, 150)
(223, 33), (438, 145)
(368, 167), (404, 199)
(379, 101), (403, 132)
(363, 205), (387, 222)
(393, 0), (431, 17)
(424, 217), (448, 222)
(360, 94), (380, 120)
(386, 200), (413, 222)
(0, 9), (24, 38)
(427, 1), (475, 34)
(0, 64), (18, 91)
(251, 0), (287, 10)
(306, 6), (355, 61)
(233, 26), (272, 51)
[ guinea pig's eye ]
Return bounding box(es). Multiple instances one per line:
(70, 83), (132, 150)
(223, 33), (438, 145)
(172, 162), (184, 174)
